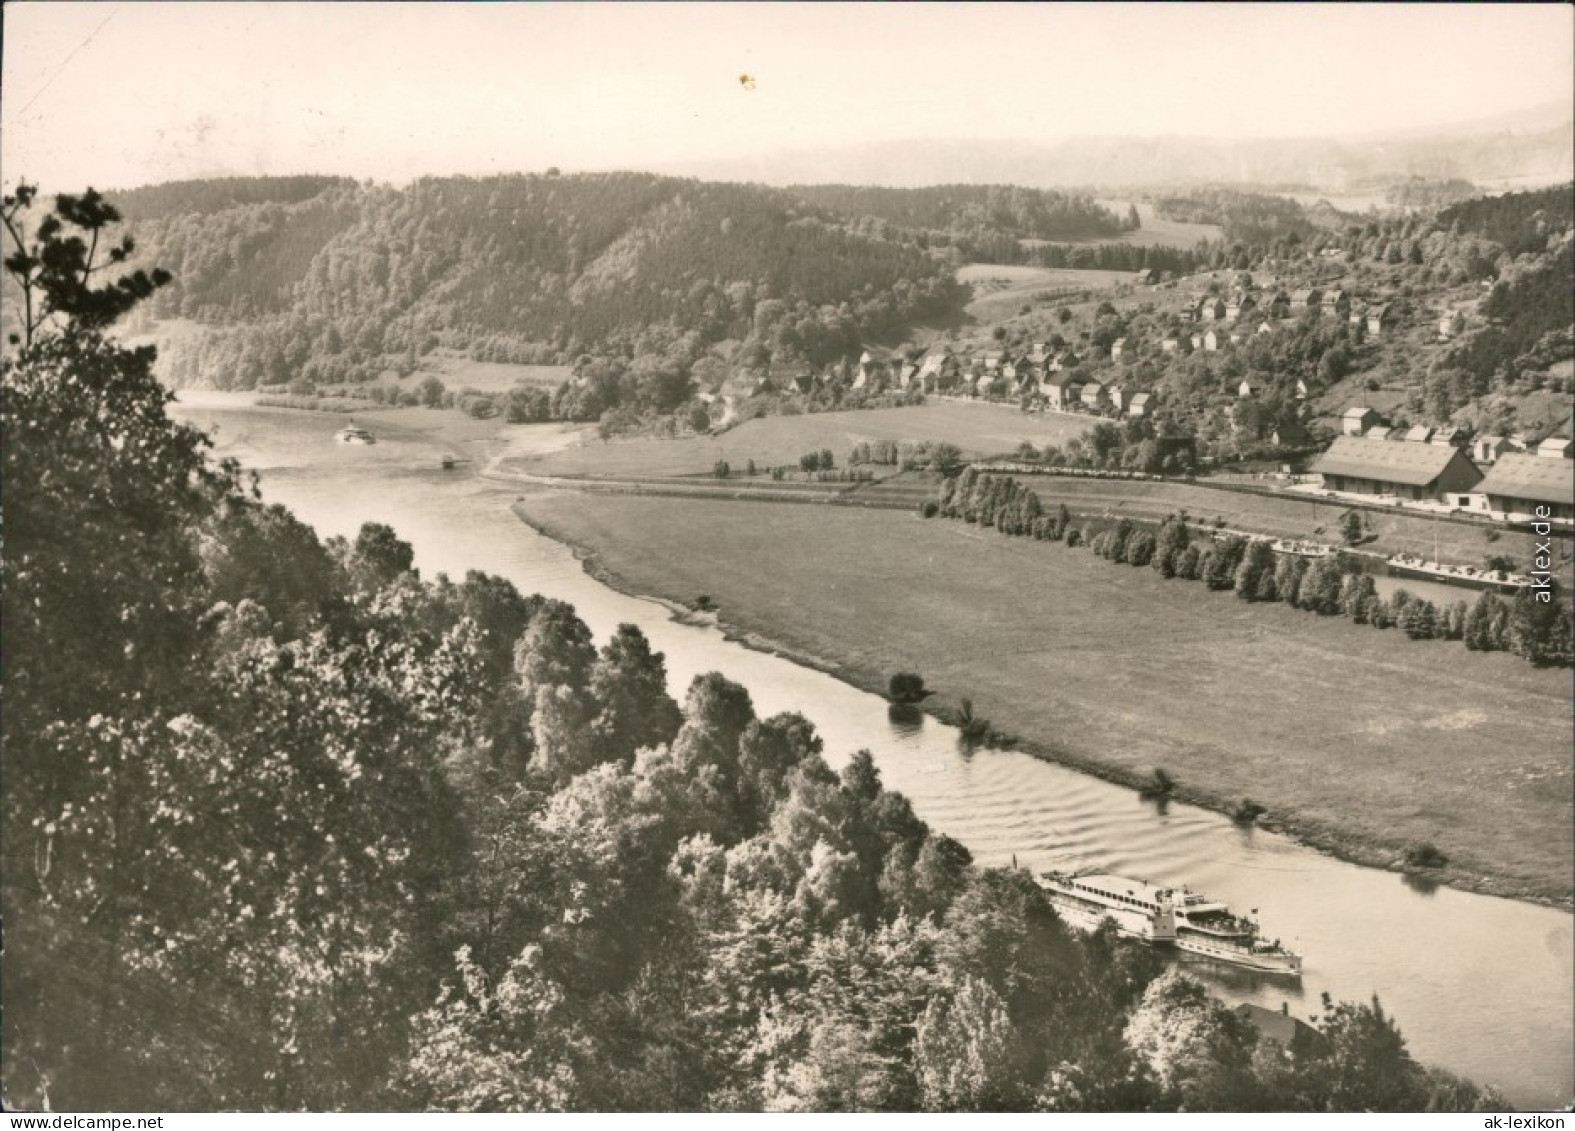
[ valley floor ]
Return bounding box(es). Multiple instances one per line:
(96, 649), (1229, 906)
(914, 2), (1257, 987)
(513, 489), (1574, 906)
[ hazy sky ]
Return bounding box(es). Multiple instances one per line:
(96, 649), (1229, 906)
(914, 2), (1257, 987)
(4, 2), (1571, 191)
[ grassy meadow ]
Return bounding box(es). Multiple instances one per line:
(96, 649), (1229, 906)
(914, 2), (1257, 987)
(958, 263), (1136, 321)
(515, 490), (1574, 902)
(1093, 200), (1224, 247)
(503, 403), (1095, 480)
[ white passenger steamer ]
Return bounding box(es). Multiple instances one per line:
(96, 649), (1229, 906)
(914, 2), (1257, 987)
(1038, 871), (1301, 976)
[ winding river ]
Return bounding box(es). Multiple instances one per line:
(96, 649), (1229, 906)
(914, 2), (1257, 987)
(176, 394), (1573, 1109)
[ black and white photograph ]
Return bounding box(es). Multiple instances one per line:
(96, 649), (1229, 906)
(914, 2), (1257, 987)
(2, 1), (1572, 1116)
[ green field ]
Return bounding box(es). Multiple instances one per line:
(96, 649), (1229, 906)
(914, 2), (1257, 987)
(1093, 200), (1224, 248)
(958, 264), (1136, 321)
(503, 403), (1095, 481)
(515, 491), (1573, 902)
(411, 353), (570, 392)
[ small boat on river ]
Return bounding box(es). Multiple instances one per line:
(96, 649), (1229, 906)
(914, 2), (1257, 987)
(334, 424), (376, 445)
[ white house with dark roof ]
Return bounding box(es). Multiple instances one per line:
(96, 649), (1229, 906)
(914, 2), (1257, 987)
(1536, 436), (1573, 459)
(1225, 294), (1256, 322)
(1196, 296), (1226, 322)
(1342, 406), (1382, 436)
(1042, 380), (1083, 411)
(1472, 434), (1514, 464)
(1365, 304), (1395, 337)
(1401, 424), (1435, 444)
(1321, 289), (1350, 316)
(1126, 391), (1153, 418)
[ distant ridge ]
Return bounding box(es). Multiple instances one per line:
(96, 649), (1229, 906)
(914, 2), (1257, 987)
(660, 105), (1574, 191)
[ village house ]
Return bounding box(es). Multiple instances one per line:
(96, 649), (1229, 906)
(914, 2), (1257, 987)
(1294, 378), (1309, 400)
(1048, 350), (1079, 373)
(1261, 290), (1291, 319)
(1290, 287), (1323, 313)
(1134, 268), (1157, 286)
(1237, 377), (1260, 398)
(1430, 426), (1468, 448)
(1311, 436), (1483, 504)
(1365, 425), (1394, 441)
(1203, 329), (1225, 352)
(1126, 391), (1152, 418)
(1472, 434), (1514, 464)
(1160, 337), (1179, 354)
(1189, 333), (1204, 351)
(917, 349), (959, 393)
(1342, 405), (1382, 436)
(1321, 288), (1351, 317)
(1365, 304), (1395, 337)
(1110, 337), (1127, 360)
(1108, 385), (1127, 413)
(1225, 294), (1256, 322)
(1475, 452), (1575, 522)
(1042, 380), (1082, 412)
(1536, 435), (1573, 459)
(1080, 381), (1108, 411)
(1401, 424), (1436, 444)
(1196, 296), (1226, 323)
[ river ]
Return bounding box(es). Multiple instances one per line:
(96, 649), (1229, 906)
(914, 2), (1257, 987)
(175, 395), (1573, 1109)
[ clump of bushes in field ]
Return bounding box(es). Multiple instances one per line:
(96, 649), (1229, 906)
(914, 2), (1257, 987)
(850, 440), (902, 466)
(933, 469), (1572, 668)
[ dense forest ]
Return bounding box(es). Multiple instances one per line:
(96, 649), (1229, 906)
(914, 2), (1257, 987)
(117, 173), (963, 389)
(789, 183), (1132, 261)
(1151, 188), (1329, 248)
(0, 189), (1515, 1113)
(109, 175), (360, 222)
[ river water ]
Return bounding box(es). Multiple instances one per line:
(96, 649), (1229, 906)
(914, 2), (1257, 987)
(176, 396), (1573, 1109)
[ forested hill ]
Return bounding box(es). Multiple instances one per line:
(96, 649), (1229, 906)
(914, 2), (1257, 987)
(787, 184), (1132, 257)
(110, 175), (360, 221)
(116, 172), (964, 386)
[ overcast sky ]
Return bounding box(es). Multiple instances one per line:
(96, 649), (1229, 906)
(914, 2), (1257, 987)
(4, 2), (1571, 191)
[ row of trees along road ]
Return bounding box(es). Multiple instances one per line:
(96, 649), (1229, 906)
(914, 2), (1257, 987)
(1, 184), (1508, 1111)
